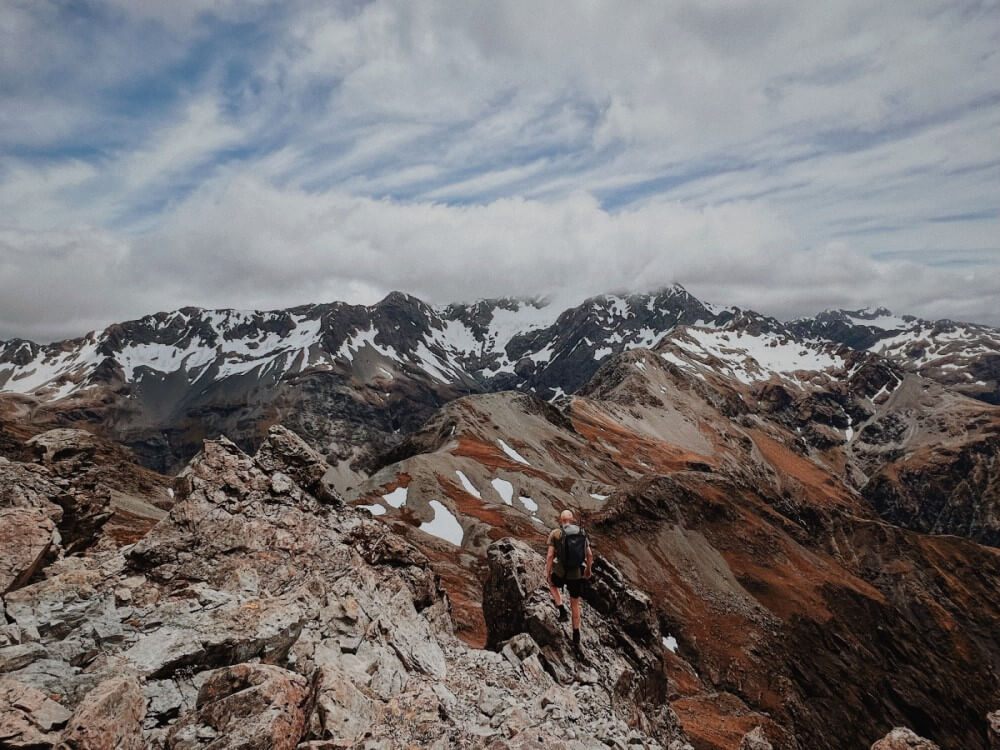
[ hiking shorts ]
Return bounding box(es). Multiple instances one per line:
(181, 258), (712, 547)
(551, 572), (585, 599)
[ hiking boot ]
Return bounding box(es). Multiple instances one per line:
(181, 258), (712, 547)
(557, 604), (569, 622)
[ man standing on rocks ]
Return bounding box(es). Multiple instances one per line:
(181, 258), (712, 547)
(546, 509), (593, 651)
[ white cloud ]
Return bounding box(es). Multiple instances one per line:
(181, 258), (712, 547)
(0, 0), (997, 339)
(6, 177), (997, 341)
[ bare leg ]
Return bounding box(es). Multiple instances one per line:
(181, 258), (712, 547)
(549, 582), (563, 607)
(570, 597), (581, 630)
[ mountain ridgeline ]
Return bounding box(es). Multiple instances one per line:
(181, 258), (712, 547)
(2, 287), (997, 476)
(1, 285), (999, 748)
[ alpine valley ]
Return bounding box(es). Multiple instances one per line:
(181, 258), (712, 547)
(1, 285), (998, 750)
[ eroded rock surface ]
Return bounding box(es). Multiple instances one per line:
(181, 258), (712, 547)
(0, 427), (692, 749)
(870, 727), (941, 750)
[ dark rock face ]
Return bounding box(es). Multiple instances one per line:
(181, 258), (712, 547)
(988, 710), (1000, 750)
(863, 431), (1000, 547)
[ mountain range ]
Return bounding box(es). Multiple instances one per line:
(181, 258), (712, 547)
(1, 285), (999, 749)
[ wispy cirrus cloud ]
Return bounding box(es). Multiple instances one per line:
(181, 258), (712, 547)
(0, 0), (998, 340)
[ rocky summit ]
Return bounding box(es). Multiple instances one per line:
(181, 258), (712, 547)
(1, 288), (999, 749)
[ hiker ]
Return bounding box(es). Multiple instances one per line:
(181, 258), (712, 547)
(546, 508), (593, 650)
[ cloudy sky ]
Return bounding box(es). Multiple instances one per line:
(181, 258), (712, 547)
(1, 0), (998, 341)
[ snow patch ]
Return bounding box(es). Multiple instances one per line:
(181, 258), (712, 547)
(491, 478), (514, 505)
(662, 635), (678, 652)
(518, 496), (538, 512)
(589, 493), (609, 501)
(359, 503), (386, 516)
(498, 439), (530, 465)
(419, 500), (464, 546)
(455, 470), (482, 499)
(594, 347), (613, 360)
(382, 487), (408, 508)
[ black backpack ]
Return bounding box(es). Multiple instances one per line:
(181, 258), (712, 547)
(560, 526), (588, 571)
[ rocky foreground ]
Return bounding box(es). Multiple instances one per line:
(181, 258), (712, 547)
(2, 425), (998, 749)
(1, 426), (694, 748)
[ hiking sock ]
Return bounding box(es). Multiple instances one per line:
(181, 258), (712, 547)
(558, 604), (568, 622)
(573, 628), (581, 646)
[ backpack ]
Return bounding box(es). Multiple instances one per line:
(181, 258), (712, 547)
(560, 525), (588, 571)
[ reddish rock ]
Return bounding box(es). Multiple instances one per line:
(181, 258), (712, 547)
(166, 663), (309, 750)
(0, 677), (71, 748)
(0, 507), (57, 593)
(58, 676), (145, 750)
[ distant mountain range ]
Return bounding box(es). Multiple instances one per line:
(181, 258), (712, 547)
(1, 285), (997, 475)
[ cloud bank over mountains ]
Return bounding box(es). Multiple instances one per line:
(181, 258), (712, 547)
(1, 0), (998, 340)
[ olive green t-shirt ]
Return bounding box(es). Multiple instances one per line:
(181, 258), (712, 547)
(548, 527), (584, 580)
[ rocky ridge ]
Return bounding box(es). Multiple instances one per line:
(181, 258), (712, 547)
(0, 425), (703, 749)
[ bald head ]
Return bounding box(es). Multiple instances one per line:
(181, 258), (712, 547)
(559, 509), (575, 525)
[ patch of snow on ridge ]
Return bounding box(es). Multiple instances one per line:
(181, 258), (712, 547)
(846, 311), (912, 330)
(594, 347), (613, 360)
(676, 328), (844, 384)
(437, 318), (480, 356)
(486, 301), (558, 350)
(662, 635), (678, 652)
(518, 496), (538, 512)
(419, 500), (464, 546)
(338, 325), (398, 361)
(359, 503), (386, 516)
(491, 478), (514, 505)
(590, 493), (609, 501)
(498, 439), (530, 465)
(382, 487), (408, 508)
(455, 470), (482, 499)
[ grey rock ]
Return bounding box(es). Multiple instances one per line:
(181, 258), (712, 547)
(739, 726), (773, 750)
(308, 665), (373, 743)
(478, 686), (506, 717)
(378, 586), (446, 680)
(254, 425), (343, 505)
(870, 727), (941, 750)
(0, 642), (47, 672)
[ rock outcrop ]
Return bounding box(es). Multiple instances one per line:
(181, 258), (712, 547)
(0, 427), (692, 748)
(483, 537), (685, 744)
(870, 727), (941, 750)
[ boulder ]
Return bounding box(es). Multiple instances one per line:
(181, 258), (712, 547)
(482, 537), (548, 649)
(57, 676), (145, 750)
(0, 677), (71, 748)
(254, 425), (343, 505)
(0, 507), (58, 594)
(307, 665), (373, 743)
(166, 663), (309, 750)
(740, 726), (773, 750)
(870, 727), (941, 750)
